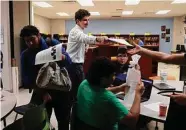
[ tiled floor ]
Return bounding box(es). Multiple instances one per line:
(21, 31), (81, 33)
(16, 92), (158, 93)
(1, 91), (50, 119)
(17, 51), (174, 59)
(1, 89), (164, 130)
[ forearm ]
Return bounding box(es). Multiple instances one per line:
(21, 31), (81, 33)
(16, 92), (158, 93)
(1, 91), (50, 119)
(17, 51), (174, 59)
(140, 48), (186, 65)
(78, 33), (96, 44)
(107, 86), (123, 94)
(129, 93), (141, 119)
(140, 47), (169, 62)
(107, 83), (127, 94)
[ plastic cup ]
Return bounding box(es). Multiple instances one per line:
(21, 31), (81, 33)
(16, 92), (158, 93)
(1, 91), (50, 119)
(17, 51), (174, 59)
(159, 103), (168, 117)
(160, 71), (168, 83)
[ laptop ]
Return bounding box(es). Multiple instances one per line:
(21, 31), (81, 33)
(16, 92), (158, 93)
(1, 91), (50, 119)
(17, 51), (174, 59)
(116, 78), (153, 103)
(141, 79), (153, 102)
(153, 83), (175, 91)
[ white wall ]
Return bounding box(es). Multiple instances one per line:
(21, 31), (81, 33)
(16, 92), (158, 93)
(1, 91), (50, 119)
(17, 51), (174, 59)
(172, 16), (185, 50)
(51, 19), (66, 35)
(1, 1), (13, 91)
(34, 14), (51, 34)
(13, 1), (30, 87)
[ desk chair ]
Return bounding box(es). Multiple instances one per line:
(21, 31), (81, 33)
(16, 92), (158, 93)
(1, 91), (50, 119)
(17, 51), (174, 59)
(157, 90), (186, 130)
(3, 102), (54, 130)
(14, 90), (43, 121)
(70, 102), (112, 130)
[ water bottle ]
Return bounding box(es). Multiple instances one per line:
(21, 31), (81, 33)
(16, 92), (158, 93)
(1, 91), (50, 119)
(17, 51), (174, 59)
(183, 81), (186, 94)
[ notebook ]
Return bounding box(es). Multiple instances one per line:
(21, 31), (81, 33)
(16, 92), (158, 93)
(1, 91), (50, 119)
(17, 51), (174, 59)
(153, 83), (175, 91)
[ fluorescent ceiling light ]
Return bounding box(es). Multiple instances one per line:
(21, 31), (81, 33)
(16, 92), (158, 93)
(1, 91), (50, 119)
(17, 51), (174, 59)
(77, 0), (94, 6)
(56, 12), (69, 16)
(125, 0), (140, 5)
(90, 12), (100, 15)
(156, 10), (171, 15)
(33, 2), (52, 8)
(122, 11), (133, 15)
(172, 0), (186, 4)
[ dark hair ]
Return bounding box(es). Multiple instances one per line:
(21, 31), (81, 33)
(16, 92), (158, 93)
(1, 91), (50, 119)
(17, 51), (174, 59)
(117, 46), (127, 55)
(86, 57), (116, 86)
(20, 25), (40, 38)
(75, 9), (90, 22)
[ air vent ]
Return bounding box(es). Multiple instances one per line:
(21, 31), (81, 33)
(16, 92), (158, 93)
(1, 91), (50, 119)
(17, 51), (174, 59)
(111, 16), (121, 18)
(144, 12), (155, 15)
(116, 9), (123, 11)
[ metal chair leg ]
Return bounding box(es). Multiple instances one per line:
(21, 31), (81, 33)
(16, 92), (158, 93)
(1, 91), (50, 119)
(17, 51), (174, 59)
(155, 121), (158, 130)
(14, 113), (18, 121)
(3, 118), (6, 127)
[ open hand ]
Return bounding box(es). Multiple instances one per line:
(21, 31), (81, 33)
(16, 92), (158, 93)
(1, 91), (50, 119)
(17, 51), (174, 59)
(127, 40), (141, 55)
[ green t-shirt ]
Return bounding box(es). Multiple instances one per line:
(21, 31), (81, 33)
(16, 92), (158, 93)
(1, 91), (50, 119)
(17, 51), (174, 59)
(77, 80), (129, 130)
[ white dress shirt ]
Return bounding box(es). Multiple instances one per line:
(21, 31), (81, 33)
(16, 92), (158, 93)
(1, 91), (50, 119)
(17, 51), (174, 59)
(67, 25), (96, 63)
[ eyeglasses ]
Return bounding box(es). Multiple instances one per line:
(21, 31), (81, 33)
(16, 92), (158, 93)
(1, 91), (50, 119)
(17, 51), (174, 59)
(117, 54), (128, 57)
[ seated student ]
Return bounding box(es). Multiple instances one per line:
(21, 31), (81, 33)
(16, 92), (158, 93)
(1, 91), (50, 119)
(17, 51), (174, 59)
(77, 57), (144, 130)
(113, 47), (129, 86)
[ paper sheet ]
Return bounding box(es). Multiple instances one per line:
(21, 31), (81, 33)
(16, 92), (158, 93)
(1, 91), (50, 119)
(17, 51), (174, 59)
(144, 102), (161, 112)
(108, 38), (133, 46)
(131, 54), (141, 64)
(35, 44), (62, 65)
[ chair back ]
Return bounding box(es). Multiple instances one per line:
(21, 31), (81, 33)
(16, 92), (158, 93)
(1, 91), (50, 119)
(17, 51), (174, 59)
(23, 104), (50, 130)
(70, 102), (111, 130)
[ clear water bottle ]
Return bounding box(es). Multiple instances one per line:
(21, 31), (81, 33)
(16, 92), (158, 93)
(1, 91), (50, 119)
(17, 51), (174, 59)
(183, 81), (186, 94)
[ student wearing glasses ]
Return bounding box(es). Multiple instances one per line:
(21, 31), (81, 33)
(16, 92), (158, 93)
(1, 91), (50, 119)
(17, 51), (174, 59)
(112, 47), (129, 86)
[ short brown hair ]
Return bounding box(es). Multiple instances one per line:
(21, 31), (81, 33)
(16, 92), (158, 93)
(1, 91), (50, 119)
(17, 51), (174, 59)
(75, 9), (90, 22)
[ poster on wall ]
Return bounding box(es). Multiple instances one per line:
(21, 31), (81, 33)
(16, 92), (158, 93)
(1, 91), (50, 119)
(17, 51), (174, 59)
(161, 33), (166, 39)
(166, 37), (170, 42)
(161, 25), (166, 31)
(166, 29), (170, 34)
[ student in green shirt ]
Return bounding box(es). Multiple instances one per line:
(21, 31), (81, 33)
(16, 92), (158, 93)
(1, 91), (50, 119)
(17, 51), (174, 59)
(77, 57), (144, 130)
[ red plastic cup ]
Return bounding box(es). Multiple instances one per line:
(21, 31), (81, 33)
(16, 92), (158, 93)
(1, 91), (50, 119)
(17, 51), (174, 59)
(159, 103), (167, 117)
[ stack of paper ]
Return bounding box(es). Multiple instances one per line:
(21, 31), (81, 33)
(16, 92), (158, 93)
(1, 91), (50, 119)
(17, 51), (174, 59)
(108, 38), (133, 46)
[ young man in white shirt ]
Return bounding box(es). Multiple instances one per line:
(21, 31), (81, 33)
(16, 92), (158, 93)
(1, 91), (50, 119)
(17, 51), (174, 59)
(67, 9), (107, 101)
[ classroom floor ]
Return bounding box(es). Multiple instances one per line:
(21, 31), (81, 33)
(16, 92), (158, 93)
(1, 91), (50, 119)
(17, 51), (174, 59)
(1, 88), (164, 130)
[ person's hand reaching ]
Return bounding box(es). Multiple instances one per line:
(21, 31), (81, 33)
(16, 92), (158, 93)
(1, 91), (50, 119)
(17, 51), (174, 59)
(127, 40), (142, 55)
(96, 36), (108, 44)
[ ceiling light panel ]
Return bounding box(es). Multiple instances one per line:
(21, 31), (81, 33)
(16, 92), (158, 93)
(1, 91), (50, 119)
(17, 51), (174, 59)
(56, 12), (69, 16)
(90, 12), (100, 15)
(77, 0), (94, 6)
(122, 11), (134, 15)
(33, 2), (52, 8)
(172, 0), (186, 4)
(156, 10), (171, 15)
(125, 0), (140, 5)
